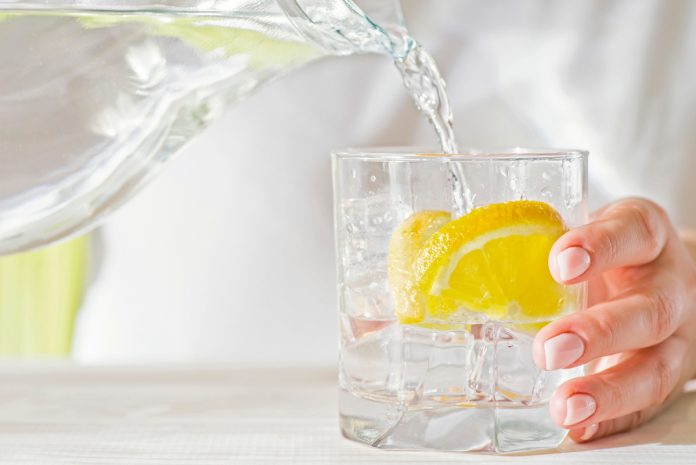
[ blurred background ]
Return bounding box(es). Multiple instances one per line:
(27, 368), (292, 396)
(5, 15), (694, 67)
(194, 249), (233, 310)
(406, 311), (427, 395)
(3, 0), (695, 364)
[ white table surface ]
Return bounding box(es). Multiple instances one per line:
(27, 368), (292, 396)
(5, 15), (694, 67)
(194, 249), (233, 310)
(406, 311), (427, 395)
(0, 363), (694, 464)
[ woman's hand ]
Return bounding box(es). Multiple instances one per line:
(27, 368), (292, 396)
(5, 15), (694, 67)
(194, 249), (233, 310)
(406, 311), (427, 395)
(533, 198), (696, 442)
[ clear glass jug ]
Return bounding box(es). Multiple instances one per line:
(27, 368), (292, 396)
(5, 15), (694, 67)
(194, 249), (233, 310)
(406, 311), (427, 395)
(0, 0), (409, 254)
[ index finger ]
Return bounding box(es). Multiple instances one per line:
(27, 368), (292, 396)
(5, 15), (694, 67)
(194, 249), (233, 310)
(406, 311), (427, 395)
(549, 198), (669, 284)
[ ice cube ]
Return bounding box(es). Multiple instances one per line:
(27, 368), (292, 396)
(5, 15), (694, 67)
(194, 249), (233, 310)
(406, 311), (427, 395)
(341, 322), (404, 399)
(342, 268), (392, 319)
(495, 326), (540, 403)
(467, 323), (496, 402)
(420, 330), (472, 401)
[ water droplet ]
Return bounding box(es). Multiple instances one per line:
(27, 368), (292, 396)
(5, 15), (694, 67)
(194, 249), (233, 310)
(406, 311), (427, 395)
(370, 175), (377, 182)
(541, 187), (553, 198)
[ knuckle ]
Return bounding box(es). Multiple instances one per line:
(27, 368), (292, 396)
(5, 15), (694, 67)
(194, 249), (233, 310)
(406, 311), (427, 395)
(600, 375), (626, 408)
(604, 229), (621, 262)
(628, 410), (646, 431)
(590, 312), (617, 354)
(600, 411), (647, 440)
(644, 289), (678, 341)
(653, 354), (677, 403)
(623, 198), (665, 257)
(600, 226), (622, 263)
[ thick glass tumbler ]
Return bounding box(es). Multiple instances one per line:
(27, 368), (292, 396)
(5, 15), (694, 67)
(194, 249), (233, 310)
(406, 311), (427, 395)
(333, 148), (588, 453)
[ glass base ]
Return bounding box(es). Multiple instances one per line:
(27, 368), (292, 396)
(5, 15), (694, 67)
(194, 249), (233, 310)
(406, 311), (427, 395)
(339, 388), (567, 453)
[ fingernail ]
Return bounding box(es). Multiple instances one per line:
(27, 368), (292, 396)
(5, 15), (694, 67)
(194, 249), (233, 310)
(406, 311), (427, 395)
(544, 332), (585, 370)
(557, 247), (591, 281)
(580, 423), (599, 441)
(564, 394), (597, 426)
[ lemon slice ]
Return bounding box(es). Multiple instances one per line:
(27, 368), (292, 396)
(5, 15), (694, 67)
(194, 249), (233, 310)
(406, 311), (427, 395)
(415, 200), (568, 324)
(387, 211), (451, 324)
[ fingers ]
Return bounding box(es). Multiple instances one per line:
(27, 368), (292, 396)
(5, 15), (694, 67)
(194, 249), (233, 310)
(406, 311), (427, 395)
(568, 384), (689, 443)
(534, 277), (686, 370)
(567, 326), (696, 443)
(567, 406), (660, 443)
(548, 336), (689, 430)
(549, 198), (669, 284)
(542, 198), (696, 443)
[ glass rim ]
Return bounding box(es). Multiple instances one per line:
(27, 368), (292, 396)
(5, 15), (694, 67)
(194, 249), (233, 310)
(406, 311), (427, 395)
(332, 146), (589, 162)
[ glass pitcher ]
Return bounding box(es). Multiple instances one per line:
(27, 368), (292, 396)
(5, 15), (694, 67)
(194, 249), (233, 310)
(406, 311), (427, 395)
(0, 0), (409, 254)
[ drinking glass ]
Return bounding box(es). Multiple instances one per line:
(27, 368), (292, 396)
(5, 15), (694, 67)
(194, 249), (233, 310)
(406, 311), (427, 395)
(332, 147), (588, 453)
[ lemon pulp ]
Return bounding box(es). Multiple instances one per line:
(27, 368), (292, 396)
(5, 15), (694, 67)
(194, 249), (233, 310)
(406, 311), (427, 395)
(388, 201), (570, 327)
(387, 210), (451, 324)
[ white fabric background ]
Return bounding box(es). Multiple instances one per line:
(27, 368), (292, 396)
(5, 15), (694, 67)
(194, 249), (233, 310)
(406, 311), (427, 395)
(73, 0), (696, 363)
